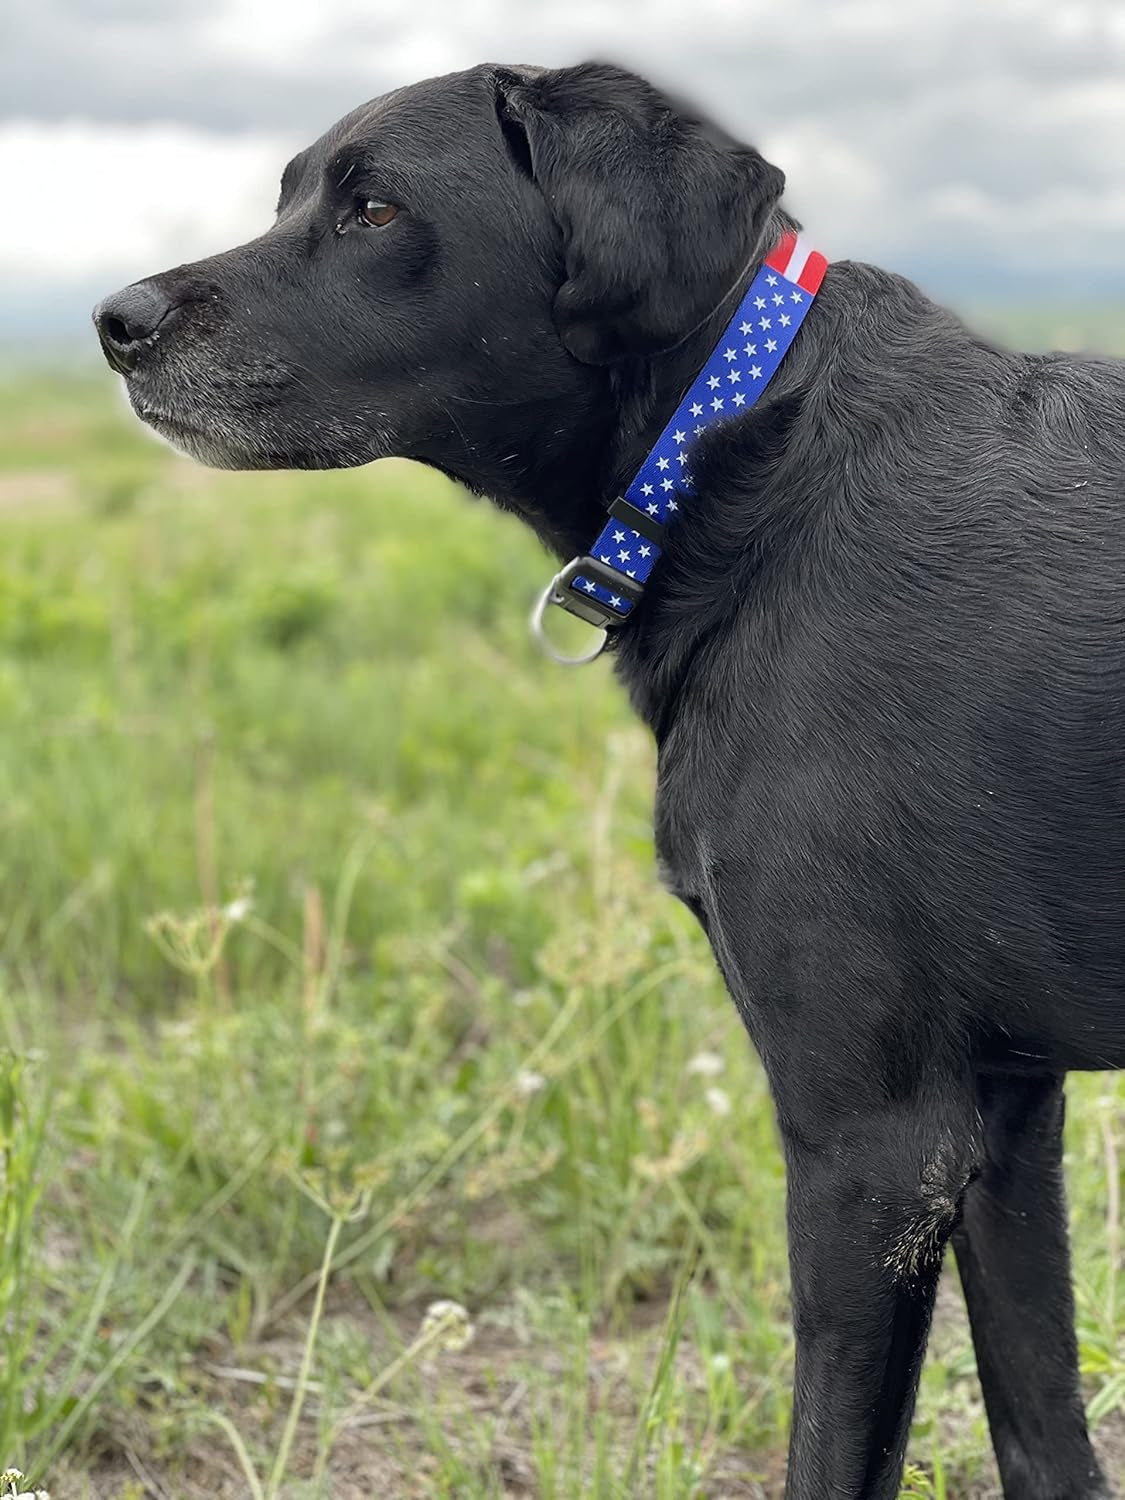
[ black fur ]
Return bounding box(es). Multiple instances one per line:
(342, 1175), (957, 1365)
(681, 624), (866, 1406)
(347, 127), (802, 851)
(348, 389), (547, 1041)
(93, 61), (1122, 1499)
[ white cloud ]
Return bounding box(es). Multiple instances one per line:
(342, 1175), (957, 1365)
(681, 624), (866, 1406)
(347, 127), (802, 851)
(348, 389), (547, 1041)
(0, 121), (294, 282)
(200, 0), (349, 69)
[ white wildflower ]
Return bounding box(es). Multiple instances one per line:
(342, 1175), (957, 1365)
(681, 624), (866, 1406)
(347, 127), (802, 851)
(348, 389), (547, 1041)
(685, 1050), (725, 1078)
(515, 1069), (546, 1096)
(421, 1299), (474, 1352)
(705, 1086), (732, 1118)
(222, 895), (253, 923)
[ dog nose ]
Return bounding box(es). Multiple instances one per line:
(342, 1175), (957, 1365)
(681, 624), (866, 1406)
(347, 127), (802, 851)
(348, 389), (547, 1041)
(93, 282), (175, 373)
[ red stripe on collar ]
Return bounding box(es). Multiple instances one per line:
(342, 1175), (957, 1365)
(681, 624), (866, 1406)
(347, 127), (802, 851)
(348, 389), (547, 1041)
(765, 231), (829, 294)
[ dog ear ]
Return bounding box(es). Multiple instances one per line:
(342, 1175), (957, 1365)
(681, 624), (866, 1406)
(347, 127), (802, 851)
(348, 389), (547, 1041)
(493, 62), (786, 366)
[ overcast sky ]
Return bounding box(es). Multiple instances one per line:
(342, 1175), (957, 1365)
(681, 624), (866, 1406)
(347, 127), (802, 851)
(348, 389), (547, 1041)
(3, 0), (1124, 342)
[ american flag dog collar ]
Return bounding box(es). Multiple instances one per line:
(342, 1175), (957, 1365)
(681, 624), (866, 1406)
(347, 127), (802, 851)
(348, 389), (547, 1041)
(530, 231), (829, 664)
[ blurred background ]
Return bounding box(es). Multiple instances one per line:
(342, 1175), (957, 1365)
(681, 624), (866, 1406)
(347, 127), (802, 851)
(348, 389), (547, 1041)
(1, 4), (1123, 1499)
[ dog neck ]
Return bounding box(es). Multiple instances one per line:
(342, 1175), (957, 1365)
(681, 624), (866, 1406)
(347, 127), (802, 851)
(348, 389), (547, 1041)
(417, 209), (826, 680)
(428, 210), (809, 571)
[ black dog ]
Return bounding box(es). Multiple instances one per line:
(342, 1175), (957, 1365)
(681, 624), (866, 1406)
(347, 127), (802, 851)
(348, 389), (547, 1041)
(93, 62), (1123, 1500)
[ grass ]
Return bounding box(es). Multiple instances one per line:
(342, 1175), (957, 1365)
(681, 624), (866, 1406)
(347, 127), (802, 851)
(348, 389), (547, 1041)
(0, 346), (1122, 1498)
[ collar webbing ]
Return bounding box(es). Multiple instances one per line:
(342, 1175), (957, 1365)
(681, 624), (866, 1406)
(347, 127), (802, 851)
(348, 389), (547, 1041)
(530, 231), (828, 662)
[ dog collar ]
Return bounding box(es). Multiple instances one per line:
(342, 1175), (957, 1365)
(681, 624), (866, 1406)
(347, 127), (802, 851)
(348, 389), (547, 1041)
(530, 231), (828, 664)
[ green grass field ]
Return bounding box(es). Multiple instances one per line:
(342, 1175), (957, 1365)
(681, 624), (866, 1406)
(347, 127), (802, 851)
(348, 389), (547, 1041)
(0, 352), (1123, 1499)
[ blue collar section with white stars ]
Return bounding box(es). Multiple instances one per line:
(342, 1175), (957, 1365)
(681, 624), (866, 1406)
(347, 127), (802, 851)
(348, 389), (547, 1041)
(530, 231), (828, 661)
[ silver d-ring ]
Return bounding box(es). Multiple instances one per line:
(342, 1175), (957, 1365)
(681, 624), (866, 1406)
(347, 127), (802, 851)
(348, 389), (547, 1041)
(529, 573), (608, 665)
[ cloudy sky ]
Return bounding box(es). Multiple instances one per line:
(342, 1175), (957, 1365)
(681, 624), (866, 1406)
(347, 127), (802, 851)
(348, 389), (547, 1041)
(3, 0), (1123, 343)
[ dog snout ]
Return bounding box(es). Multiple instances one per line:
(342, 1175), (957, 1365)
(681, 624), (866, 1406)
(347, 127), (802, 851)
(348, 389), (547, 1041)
(93, 281), (178, 374)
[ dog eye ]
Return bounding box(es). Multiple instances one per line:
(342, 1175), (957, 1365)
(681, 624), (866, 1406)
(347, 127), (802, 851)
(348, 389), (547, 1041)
(356, 199), (398, 228)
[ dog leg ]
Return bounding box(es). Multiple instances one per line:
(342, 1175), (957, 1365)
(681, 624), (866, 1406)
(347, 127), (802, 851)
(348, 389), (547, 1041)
(953, 1071), (1113, 1499)
(778, 1082), (982, 1500)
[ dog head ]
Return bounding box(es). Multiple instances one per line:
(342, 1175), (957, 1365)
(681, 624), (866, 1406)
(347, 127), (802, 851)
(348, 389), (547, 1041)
(94, 63), (786, 503)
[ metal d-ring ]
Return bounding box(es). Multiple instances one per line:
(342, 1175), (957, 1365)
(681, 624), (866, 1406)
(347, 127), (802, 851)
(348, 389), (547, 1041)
(529, 570), (609, 665)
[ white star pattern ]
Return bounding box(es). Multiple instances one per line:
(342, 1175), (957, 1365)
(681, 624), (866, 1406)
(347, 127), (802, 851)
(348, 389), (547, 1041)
(690, 402), (703, 417)
(791, 291), (803, 303)
(641, 483), (654, 496)
(646, 502), (659, 515)
(765, 338), (778, 353)
(661, 478), (674, 491)
(673, 429), (686, 444)
(739, 321), (753, 335)
(733, 391), (746, 406)
(667, 499), (678, 511)
(711, 396), (724, 410)
(723, 347), (737, 362)
(754, 296), (766, 310)
(584, 580), (597, 592)
(613, 529), (625, 542)
(609, 595), (622, 609)
(677, 451), (688, 465)
(772, 293), (784, 306)
(707, 375), (721, 390)
(779, 314), (791, 327)
(728, 369), (741, 383)
(744, 343), (757, 357)
(657, 456), (670, 470)
(618, 550), (631, 562)
(750, 364), (762, 378)
(694, 424), (705, 435)
(766, 274), (778, 286)
(759, 317), (771, 329)
(639, 544), (652, 558)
